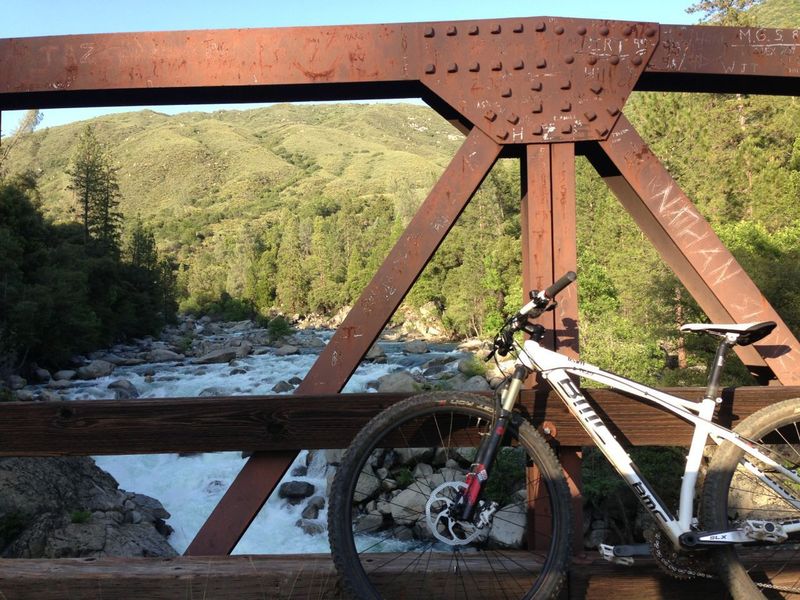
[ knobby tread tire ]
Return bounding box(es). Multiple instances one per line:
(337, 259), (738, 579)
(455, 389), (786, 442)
(328, 392), (572, 600)
(702, 397), (800, 600)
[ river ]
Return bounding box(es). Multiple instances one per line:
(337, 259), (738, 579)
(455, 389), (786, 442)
(42, 324), (471, 554)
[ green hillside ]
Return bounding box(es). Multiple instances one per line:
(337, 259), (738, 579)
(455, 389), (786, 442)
(5, 103), (461, 251)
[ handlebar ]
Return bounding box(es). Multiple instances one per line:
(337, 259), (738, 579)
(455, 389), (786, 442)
(544, 271), (577, 300)
(486, 271), (577, 362)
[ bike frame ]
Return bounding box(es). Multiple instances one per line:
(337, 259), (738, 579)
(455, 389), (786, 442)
(514, 339), (800, 548)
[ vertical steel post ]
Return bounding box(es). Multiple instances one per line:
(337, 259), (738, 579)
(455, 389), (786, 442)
(522, 143), (583, 555)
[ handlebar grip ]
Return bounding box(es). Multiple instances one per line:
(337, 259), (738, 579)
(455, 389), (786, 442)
(543, 271), (577, 299)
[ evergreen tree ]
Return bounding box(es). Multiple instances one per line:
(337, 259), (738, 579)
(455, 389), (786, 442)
(67, 125), (122, 253)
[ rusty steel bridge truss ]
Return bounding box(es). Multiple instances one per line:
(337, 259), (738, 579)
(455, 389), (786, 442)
(2, 17), (799, 555)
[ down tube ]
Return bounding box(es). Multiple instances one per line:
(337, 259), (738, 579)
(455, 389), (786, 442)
(546, 370), (685, 544)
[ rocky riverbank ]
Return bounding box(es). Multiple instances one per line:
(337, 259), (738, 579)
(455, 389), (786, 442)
(0, 457), (175, 558)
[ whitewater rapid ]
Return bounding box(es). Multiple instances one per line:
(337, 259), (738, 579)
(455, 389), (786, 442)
(55, 332), (465, 554)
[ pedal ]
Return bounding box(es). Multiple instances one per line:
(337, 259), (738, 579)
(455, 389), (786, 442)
(599, 543), (651, 566)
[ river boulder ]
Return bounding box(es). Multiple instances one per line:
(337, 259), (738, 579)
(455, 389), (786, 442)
(194, 348), (237, 364)
(77, 360), (115, 380)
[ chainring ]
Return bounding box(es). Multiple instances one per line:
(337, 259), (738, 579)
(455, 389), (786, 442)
(648, 530), (717, 580)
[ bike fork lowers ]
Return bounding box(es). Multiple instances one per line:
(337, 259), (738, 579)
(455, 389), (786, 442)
(457, 367), (528, 522)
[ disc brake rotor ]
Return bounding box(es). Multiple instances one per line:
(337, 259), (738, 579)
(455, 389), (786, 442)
(425, 481), (482, 546)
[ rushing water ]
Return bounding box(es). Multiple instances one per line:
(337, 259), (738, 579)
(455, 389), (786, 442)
(51, 329), (467, 554)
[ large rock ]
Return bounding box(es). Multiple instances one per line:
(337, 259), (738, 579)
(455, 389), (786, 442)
(390, 481), (433, 526)
(377, 372), (417, 393)
(7, 375), (26, 390)
(0, 457), (175, 558)
(108, 379), (140, 400)
(365, 344), (386, 361)
(275, 345), (299, 357)
(403, 340), (429, 354)
(278, 481), (315, 504)
(194, 348), (237, 364)
(451, 375), (491, 392)
(488, 503), (527, 548)
(77, 360), (115, 380)
(53, 370), (76, 381)
(148, 348), (185, 363)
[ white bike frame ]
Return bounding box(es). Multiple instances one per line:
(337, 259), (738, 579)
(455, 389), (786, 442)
(515, 339), (800, 548)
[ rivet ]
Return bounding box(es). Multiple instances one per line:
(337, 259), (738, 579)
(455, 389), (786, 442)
(513, 59), (524, 70)
(468, 25), (479, 36)
(561, 124), (573, 134)
(468, 62), (480, 72)
(501, 88), (512, 98)
(609, 55), (620, 65)
(622, 25), (633, 36)
(447, 63), (458, 73)
(537, 58), (547, 69)
(532, 101), (543, 113)
(530, 81), (543, 91)
(587, 55), (598, 66)
(584, 111), (597, 121)
(491, 61), (503, 71)
(513, 23), (524, 33)
(555, 25), (565, 35)
(507, 113), (520, 124)
(425, 64), (436, 74)
(591, 84), (603, 94)
(561, 102), (572, 112)
(599, 26), (610, 36)
(484, 110), (497, 122)
(577, 26), (587, 35)
(607, 106), (620, 116)
(564, 55), (574, 64)
(632, 56), (643, 66)
(532, 125), (543, 135)
(491, 24), (502, 34)
(596, 127), (609, 137)
(535, 22), (546, 32)
(560, 79), (571, 90)
(496, 131), (509, 140)
(424, 27), (435, 38)
(447, 26), (457, 36)
(645, 26), (657, 37)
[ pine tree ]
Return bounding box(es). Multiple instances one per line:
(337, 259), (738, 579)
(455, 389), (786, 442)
(67, 125), (122, 253)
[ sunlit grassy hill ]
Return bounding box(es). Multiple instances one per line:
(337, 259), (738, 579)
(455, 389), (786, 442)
(5, 103), (463, 254)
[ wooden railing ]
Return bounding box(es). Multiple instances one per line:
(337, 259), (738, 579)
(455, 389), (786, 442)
(1, 385), (799, 599)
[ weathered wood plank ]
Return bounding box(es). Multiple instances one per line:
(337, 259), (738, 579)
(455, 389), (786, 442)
(0, 387), (798, 456)
(3, 555), (794, 599)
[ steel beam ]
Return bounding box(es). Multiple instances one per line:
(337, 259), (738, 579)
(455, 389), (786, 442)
(592, 114), (800, 385)
(642, 24), (800, 95)
(186, 127), (502, 555)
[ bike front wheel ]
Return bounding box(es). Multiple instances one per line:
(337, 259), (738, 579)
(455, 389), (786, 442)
(328, 392), (572, 600)
(702, 397), (800, 599)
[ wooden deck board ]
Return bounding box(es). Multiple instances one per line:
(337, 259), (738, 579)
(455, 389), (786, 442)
(2, 554), (797, 599)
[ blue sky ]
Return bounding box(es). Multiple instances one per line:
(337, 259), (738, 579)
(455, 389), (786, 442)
(0, 0), (701, 136)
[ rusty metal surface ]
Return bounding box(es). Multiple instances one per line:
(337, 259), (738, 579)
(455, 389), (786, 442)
(596, 114), (800, 385)
(649, 25), (800, 76)
(187, 128), (502, 554)
(419, 18), (658, 143)
(3, 20), (799, 129)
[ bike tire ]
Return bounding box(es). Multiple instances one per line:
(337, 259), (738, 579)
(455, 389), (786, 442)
(328, 392), (572, 600)
(702, 397), (800, 599)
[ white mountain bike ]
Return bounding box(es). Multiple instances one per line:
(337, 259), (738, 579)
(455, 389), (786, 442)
(328, 271), (800, 599)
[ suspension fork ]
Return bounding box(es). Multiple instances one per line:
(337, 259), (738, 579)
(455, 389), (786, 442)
(457, 366), (529, 522)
